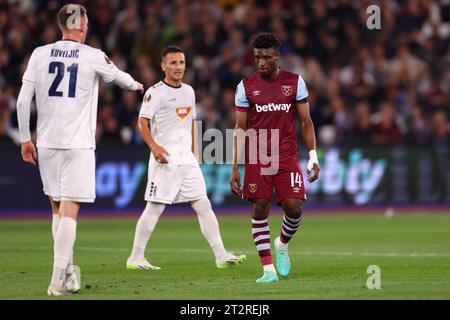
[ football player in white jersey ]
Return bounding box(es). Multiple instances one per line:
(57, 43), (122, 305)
(16, 4), (144, 296)
(126, 46), (246, 270)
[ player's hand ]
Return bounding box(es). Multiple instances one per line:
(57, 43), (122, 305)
(21, 141), (37, 165)
(229, 168), (242, 196)
(307, 149), (320, 183)
(307, 162), (320, 183)
(151, 143), (170, 164)
(135, 81), (144, 93)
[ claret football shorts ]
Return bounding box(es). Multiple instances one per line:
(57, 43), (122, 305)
(243, 157), (306, 204)
(38, 148), (96, 203)
(145, 160), (207, 204)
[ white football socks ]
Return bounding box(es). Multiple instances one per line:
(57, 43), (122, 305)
(191, 197), (227, 263)
(51, 217), (77, 288)
(51, 214), (60, 239)
(52, 214), (74, 274)
(263, 264), (276, 273)
(129, 202), (165, 261)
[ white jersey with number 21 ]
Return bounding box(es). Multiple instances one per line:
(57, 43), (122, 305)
(22, 40), (124, 149)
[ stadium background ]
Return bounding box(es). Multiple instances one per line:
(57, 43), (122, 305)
(0, 0), (449, 212)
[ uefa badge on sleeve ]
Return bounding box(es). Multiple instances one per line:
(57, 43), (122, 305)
(281, 85), (292, 97)
(248, 183), (257, 194)
(144, 93), (151, 103)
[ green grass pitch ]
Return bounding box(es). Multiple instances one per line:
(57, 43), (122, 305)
(0, 212), (449, 299)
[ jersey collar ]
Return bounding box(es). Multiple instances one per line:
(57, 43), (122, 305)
(258, 68), (282, 82)
(60, 39), (80, 43)
(162, 80), (182, 89)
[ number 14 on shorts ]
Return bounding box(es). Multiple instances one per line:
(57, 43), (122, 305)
(290, 172), (302, 188)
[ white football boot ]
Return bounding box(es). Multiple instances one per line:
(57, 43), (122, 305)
(47, 284), (72, 296)
(216, 252), (247, 269)
(126, 257), (161, 270)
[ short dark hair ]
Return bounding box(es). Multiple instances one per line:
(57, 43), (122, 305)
(252, 32), (281, 50)
(57, 4), (87, 31)
(162, 46), (184, 59)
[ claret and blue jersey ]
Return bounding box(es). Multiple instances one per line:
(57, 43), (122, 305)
(234, 70), (309, 164)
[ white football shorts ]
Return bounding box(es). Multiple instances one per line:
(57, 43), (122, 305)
(145, 160), (207, 204)
(37, 148), (95, 203)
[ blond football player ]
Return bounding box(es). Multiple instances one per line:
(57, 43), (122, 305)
(16, 4), (144, 295)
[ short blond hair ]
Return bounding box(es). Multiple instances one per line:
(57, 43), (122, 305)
(57, 4), (87, 31)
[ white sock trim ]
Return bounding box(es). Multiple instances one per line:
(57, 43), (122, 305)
(277, 240), (288, 249)
(263, 264), (276, 273)
(252, 218), (268, 224)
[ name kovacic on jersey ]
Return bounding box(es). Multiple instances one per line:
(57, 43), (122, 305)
(255, 103), (292, 113)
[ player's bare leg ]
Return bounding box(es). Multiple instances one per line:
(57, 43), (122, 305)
(190, 197), (246, 268)
(127, 201), (164, 270)
(48, 200), (79, 296)
(251, 199), (278, 283)
(274, 199), (303, 277)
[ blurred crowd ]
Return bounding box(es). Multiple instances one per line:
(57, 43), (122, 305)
(0, 0), (449, 149)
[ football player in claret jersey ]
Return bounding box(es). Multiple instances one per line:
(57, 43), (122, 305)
(230, 33), (320, 283)
(126, 46), (246, 270)
(16, 4), (144, 295)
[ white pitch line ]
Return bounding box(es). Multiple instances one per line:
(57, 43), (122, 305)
(2, 245), (450, 258)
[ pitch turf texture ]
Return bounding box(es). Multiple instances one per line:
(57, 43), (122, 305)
(1, 212), (449, 299)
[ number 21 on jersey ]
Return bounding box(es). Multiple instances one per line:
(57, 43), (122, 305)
(290, 172), (302, 188)
(48, 62), (78, 98)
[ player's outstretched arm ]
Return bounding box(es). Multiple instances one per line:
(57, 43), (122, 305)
(93, 50), (144, 93)
(137, 117), (170, 163)
(112, 70), (144, 93)
(296, 101), (320, 183)
(17, 81), (37, 165)
(230, 111), (248, 196)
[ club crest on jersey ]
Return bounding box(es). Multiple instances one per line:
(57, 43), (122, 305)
(176, 107), (192, 120)
(281, 85), (293, 97)
(248, 183), (257, 194)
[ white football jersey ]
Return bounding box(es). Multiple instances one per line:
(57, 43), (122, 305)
(139, 81), (197, 165)
(22, 40), (123, 149)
